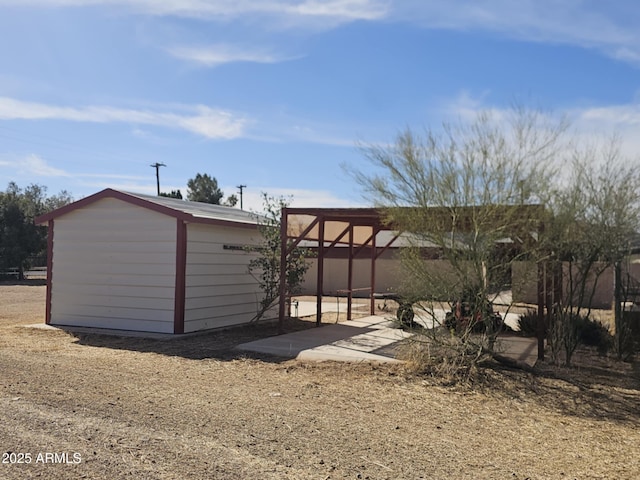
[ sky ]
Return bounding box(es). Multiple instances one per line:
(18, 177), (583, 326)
(1, 0), (640, 212)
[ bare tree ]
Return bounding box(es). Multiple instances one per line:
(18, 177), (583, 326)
(354, 109), (640, 373)
(352, 108), (568, 376)
(544, 141), (640, 365)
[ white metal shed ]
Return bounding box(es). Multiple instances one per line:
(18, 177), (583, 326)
(35, 189), (264, 334)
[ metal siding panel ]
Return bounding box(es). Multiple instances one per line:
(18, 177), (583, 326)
(50, 198), (177, 332)
(185, 252), (257, 265)
(50, 315), (174, 333)
(185, 273), (257, 288)
(51, 283), (175, 298)
(52, 260), (175, 276)
(52, 302), (174, 322)
(52, 272), (176, 288)
(185, 292), (261, 310)
(52, 291), (175, 310)
(54, 241), (176, 254)
(184, 224), (262, 331)
(187, 224), (261, 246)
(183, 312), (259, 333)
(186, 283), (261, 298)
(185, 263), (251, 276)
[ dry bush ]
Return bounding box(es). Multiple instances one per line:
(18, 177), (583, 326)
(397, 333), (493, 384)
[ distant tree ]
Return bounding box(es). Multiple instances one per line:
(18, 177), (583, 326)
(187, 173), (223, 204)
(224, 194), (238, 207)
(160, 190), (183, 199)
(0, 182), (72, 279)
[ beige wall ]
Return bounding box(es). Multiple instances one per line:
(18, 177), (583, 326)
(301, 253), (461, 299)
(301, 257), (403, 296)
(511, 261), (640, 308)
(303, 253), (628, 309)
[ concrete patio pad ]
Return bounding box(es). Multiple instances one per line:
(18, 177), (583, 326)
(237, 316), (408, 363)
(237, 315), (540, 366)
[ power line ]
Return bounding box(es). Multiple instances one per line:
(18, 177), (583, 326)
(151, 163), (166, 196)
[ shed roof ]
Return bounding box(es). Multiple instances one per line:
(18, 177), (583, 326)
(35, 188), (260, 229)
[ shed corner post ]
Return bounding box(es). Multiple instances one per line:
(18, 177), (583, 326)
(45, 219), (54, 325)
(278, 207), (289, 334)
(174, 219), (187, 334)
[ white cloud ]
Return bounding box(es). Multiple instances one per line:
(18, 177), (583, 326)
(439, 90), (493, 122)
(20, 154), (70, 177)
(438, 91), (640, 162)
(0, 154), (72, 177)
(4, 1), (637, 64)
(168, 44), (301, 67)
(389, 0), (640, 67)
(577, 104), (640, 126)
(0, 97), (247, 139)
(0, 154), (158, 181)
(0, 0), (389, 28)
(237, 186), (367, 213)
(571, 104), (640, 159)
(78, 180), (158, 195)
(2, 0), (639, 65)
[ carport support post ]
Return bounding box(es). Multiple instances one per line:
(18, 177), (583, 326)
(347, 225), (354, 321)
(278, 208), (289, 333)
(537, 262), (545, 360)
(316, 217), (325, 326)
(370, 226), (377, 315)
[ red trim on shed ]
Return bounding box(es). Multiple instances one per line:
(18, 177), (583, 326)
(174, 219), (187, 334)
(45, 219), (54, 325)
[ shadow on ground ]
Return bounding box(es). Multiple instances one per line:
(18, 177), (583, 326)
(69, 317), (316, 362)
(67, 317), (640, 425)
(484, 349), (640, 424)
(0, 279), (46, 286)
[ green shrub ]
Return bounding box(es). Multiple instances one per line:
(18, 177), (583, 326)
(577, 316), (613, 355)
(517, 309), (541, 337)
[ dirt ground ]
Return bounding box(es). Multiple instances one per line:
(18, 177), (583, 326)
(1, 283), (639, 479)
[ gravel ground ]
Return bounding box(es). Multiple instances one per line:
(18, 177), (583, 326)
(1, 282), (639, 479)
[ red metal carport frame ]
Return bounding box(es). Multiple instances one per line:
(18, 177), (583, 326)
(277, 206), (550, 360)
(277, 208), (399, 329)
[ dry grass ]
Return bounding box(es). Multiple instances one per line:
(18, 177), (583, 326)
(0, 282), (639, 479)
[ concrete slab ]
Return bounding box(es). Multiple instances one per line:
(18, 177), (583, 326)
(494, 335), (540, 367)
(237, 315), (540, 366)
(237, 315), (404, 363)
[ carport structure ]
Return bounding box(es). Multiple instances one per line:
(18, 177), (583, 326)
(277, 205), (552, 360)
(278, 208), (398, 328)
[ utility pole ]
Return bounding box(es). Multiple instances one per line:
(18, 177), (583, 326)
(236, 184), (247, 210)
(151, 163), (166, 196)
